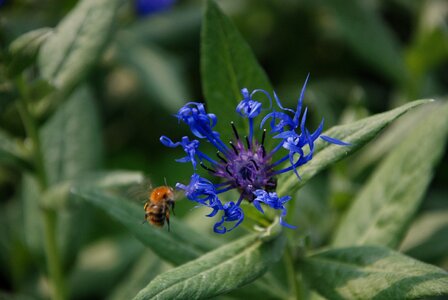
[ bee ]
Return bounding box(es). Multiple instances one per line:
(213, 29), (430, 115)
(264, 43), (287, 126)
(143, 185), (175, 231)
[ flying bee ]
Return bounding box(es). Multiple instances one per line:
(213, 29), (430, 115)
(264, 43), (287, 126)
(143, 185), (175, 231)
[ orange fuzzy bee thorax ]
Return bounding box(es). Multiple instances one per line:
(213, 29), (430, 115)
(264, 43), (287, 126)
(150, 186), (174, 203)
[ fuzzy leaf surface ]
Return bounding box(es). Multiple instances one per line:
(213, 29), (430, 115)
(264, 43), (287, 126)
(38, 0), (119, 92)
(133, 232), (285, 300)
(40, 86), (102, 185)
(332, 102), (448, 248)
(301, 246), (448, 299)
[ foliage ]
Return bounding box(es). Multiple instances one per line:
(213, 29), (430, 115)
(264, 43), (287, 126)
(1, 0), (447, 299)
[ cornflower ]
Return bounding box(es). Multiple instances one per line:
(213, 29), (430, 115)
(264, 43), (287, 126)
(161, 75), (348, 233)
(135, 0), (175, 17)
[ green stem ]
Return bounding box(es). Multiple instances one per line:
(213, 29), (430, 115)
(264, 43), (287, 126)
(43, 210), (66, 300)
(16, 77), (66, 300)
(16, 105), (47, 188)
(284, 246), (301, 300)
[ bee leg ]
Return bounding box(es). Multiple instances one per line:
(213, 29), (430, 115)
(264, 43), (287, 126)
(142, 213), (148, 224)
(166, 210), (171, 232)
(171, 201), (176, 216)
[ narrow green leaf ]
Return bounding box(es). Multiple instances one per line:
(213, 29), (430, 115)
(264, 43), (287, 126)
(72, 187), (222, 265)
(40, 85), (102, 185)
(201, 0), (272, 136)
(133, 232), (285, 300)
(0, 129), (31, 170)
(301, 246), (448, 299)
(8, 27), (53, 77)
(332, 102), (448, 248)
(321, 0), (406, 83)
(278, 99), (431, 195)
(38, 0), (120, 92)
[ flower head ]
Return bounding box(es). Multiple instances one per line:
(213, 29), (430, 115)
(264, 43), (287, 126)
(135, 0), (175, 17)
(162, 76), (349, 234)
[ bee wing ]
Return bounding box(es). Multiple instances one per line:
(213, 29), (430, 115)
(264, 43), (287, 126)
(173, 189), (185, 202)
(126, 177), (153, 204)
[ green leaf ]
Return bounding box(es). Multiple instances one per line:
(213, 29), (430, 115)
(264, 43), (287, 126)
(0, 129), (31, 169)
(349, 105), (428, 176)
(40, 85), (102, 186)
(39, 85), (102, 267)
(128, 5), (201, 45)
(401, 210), (448, 263)
(332, 102), (448, 248)
(38, 0), (120, 93)
(133, 232), (285, 300)
(116, 36), (188, 111)
(8, 27), (53, 77)
(72, 187), (222, 265)
(321, 0), (406, 83)
(277, 99), (431, 196)
(110, 251), (171, 300)
(49, 171), (144, 268)
(42, 171), (144, 209)
(301, 246), (448, 300)
(229, 269), (289, 300)
(201, 0), (272, 137)
(69, 236), (144, 300)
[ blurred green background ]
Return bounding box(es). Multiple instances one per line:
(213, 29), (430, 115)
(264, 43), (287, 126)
(1, 0), (447, 299)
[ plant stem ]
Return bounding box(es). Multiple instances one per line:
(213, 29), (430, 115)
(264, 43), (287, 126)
(16, 83), (47, 188)
(43, 210), (66, 300)
(284, 245), (301, 300)
(16, 77), (66, 300)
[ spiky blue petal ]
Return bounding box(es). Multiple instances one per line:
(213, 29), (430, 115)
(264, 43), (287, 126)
(320, 135), (351, 145)
(213, 201), (244, 234)
(160, 136), (200, 169)
(253, 189), (295, 229)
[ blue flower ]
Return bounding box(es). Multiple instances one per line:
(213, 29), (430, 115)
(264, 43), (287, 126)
(160, 136), (200, 169)
(135, 0), (175, 17)
(162, 76), (349, 234)
(175, 174), (219, 207)
(253, 190), (294, 229)
(213, 201), (244, 234)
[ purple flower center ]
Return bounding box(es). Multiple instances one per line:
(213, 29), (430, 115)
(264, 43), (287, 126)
(212, 125), (275, 202)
